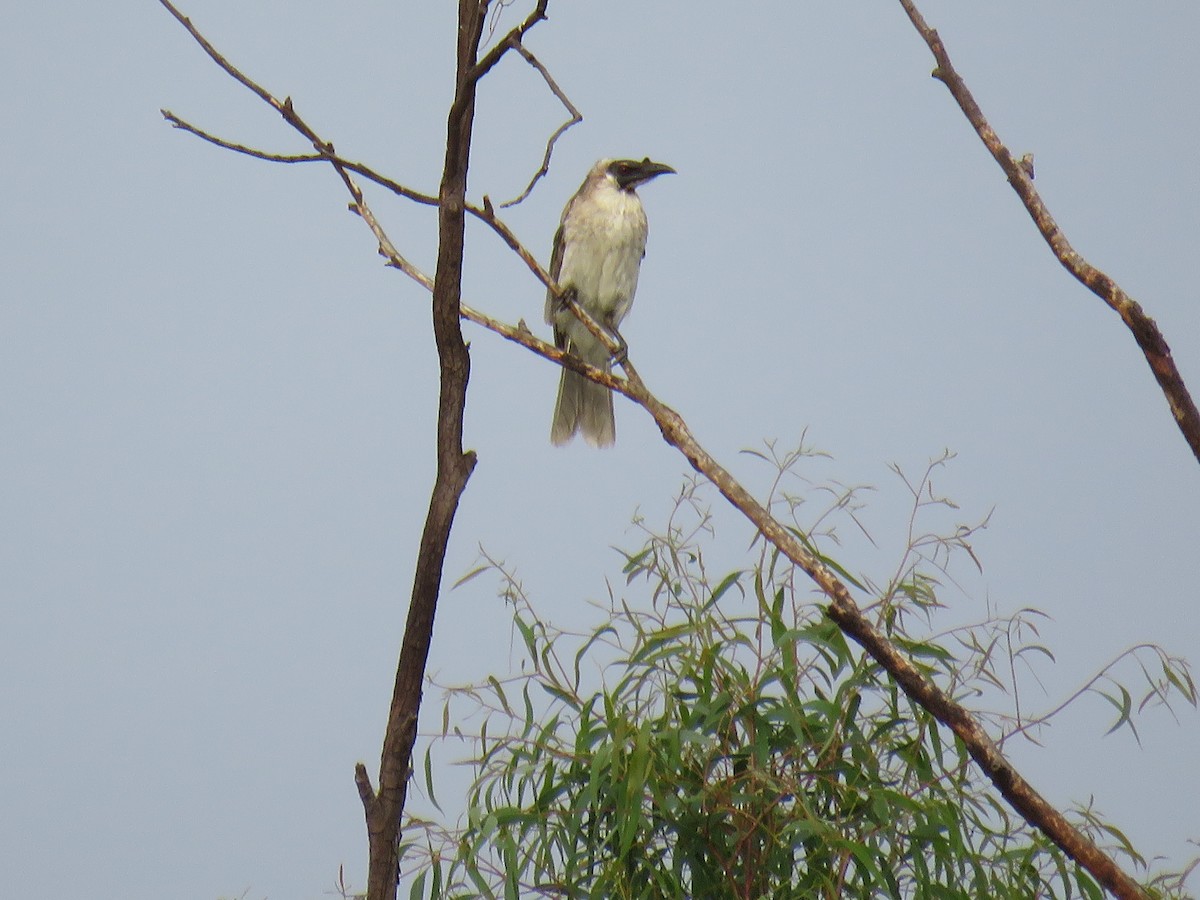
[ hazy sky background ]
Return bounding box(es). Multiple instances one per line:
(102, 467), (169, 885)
(3, 2), (1198, 897)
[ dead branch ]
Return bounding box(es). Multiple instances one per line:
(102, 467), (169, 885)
(160, 111), (318, 164)
(159, 111), (561, 290)
(472, 0), (549, 80)
(497, 41), (583, 207)
(355, 1), (487, 897)
(897, 0), (1200, 469)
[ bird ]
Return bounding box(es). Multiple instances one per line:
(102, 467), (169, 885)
(545, 157), (675, 447)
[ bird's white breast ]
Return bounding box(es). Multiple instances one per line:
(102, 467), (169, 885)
(558, 179), (649, 326)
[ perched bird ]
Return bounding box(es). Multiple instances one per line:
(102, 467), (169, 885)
(546, 157), (675, 447)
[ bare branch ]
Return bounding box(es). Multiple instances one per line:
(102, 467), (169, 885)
(353, 762), (376, 810)
(162, 109), (443, 209)
(160, 111), (318, 163)
(497, 42), (583, 207)
(161, 105), (600, 361)
(350, 187), (434, 292)
(897, 0), (1200, 468)
(471, 0), (550, 81)
(158, 0), (381, 235)
(157, 0), (276, 109)
(161, 111), (561, 289)
(358, 1), (485, 896)
(164, 104), (435, 296)
(471, 196), (554, 288)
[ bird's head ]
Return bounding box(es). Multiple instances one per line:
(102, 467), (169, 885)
(604, 157), (676, 191)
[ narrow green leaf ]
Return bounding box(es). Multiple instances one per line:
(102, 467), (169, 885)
(407, 869), (426, 900)
(450, 564), (491, 590)
(424, 743), (441, 812)
(706, 569), (743, 609)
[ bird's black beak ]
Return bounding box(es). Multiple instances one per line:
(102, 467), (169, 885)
(614, 158), (676, 190)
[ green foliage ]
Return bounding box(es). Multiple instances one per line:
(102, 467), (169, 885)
(401, 451), (1196, 899)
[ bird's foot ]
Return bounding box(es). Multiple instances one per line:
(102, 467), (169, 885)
(552, 285), (578, 315)
(609, 329), (629, 366)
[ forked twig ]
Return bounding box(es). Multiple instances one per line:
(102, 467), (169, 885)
(497, 41), (583, 207)
(472, 0), (549, 80)
(159, 112), (560, 292)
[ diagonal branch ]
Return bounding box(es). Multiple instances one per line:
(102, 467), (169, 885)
(161, 111), (320, 164)
(357, 1), (486, 897)
(162, 107), (609, 362)
(461, 305), (1151, 900)
(897, 0), (1200, 468)
(157, 0), (275, 107)
(161, 110), (440, 206)
(471, 0), (550, 81)
(160, 113), (559, 290)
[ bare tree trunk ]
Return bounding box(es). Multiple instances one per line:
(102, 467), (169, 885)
(356, 3), (484, 899)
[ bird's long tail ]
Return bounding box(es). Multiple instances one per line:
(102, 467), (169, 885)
(551, 367), (615, 447)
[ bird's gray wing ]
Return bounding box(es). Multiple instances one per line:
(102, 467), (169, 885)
(544, 222), (567, 348)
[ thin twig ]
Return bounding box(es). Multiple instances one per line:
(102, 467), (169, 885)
(359, 0), (487, 895)
(350, 183), (434, 292)
(161, 108), (597, 348)
(157, 0), (275, 108)
(161, 111), (558, 286)
(163, 110), (441, 206)
(897, 0), (1200, 468)
(498, 42), (583, 207)
(161, 107), (616, 376)
(471, 0), (550, 81)
(161, 111), (317, 163)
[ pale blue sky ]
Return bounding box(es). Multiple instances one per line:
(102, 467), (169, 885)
(2, 2), (1197, 897)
